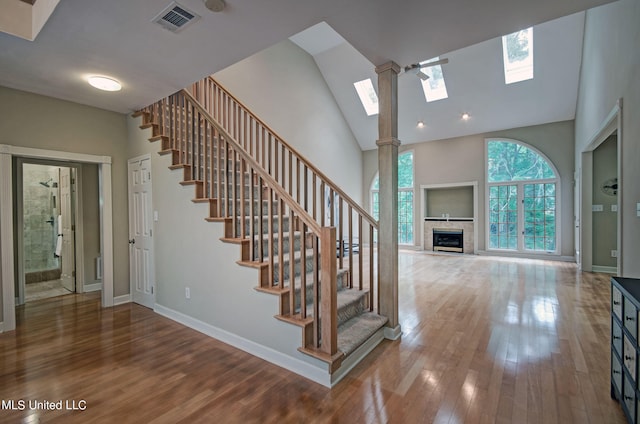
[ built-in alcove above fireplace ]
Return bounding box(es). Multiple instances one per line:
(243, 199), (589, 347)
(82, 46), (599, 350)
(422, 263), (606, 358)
(420, 182), (478, 254)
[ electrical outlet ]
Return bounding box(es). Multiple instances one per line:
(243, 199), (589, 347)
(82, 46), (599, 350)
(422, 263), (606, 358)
(611, 250), (618, 258)
(185, 287), (190, 299)
(611, 204), (618, 212)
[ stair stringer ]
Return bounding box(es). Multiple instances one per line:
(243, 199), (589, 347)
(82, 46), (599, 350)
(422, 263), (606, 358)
(129, 114), (334, 387)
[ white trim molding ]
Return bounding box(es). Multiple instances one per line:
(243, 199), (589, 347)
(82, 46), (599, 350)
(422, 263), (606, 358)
(113, 294), (132, 306)
(84, 282), (103, 292)
(0, 144), (114, 332)
(154, 304), (332, 387)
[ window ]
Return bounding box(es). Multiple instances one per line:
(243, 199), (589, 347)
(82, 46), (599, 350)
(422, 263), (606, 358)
(371, 151), (414, 244)
(353, 78), (379, 116)
(419, 57), (449, 102)
(486, 140), (558, 253)
(502, 27), (534, 84)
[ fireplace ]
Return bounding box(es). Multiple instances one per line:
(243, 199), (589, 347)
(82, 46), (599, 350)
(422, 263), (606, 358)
(433, 228), (463, 253)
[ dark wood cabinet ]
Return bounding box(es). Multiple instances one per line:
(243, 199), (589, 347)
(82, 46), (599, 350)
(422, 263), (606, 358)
(612, 276), (640, 423)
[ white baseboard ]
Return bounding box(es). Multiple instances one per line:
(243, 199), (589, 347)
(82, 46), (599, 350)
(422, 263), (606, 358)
(0, 321), (3, 333)
(592, 265), (617, 274)
(476, 250), (576, 262)
(113, 294), (132, 305)
(84, 282), (102, 293)
(154, 304), (331, 387)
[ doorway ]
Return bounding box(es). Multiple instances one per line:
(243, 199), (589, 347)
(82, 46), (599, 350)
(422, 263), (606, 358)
(579, 100), (622, 274)
(18, 163), (77, 303)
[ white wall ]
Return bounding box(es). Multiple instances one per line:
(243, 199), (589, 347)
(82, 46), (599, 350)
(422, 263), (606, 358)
(575, 0), (640, 277)
(127, 116), (330, 384)
(213, 39), (363, 205)
(363, 120), (575, 257)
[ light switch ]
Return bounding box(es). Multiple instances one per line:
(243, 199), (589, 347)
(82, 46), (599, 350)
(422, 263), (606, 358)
(154, 211), (159, 221)
(611, 204), (618, 212)
(592, 204), (604, 212)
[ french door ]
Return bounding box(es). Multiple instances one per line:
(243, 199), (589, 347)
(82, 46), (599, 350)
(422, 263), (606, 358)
(488, 181), (556, 253)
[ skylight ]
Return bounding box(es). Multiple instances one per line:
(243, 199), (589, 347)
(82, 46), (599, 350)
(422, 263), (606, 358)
(502, 27), (534, 84)
(353, 79), (379, 116)
(419, 57), (448, 102)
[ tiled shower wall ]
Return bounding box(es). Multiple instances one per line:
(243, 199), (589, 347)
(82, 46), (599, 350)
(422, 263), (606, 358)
(23, 164), (60, 273)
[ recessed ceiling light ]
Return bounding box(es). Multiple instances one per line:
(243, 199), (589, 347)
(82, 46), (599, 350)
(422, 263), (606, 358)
(461, 113), (470, 121)
(417, 121), (425, 128)
(88, 76), (122, 92)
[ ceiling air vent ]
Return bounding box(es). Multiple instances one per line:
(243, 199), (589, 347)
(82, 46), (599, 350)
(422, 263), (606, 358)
(152, 1), (200, 33)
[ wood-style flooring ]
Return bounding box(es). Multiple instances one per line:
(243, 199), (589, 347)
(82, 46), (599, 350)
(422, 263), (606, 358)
(0, 252), (626, 423)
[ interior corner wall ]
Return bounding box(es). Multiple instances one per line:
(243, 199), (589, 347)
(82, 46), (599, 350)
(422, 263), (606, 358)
(362, 120), (575, 257)
(0, 86), (130, 296)
(126, 116), (328, 379)
(81, 164), (101, 284)
(574, 0), (640, 277)
(213, 39), (363, 205)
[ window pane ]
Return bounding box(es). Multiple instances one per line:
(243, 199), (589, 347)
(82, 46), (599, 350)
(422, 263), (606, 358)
(487, 141), (556, 182)
(398, 152), (413, 188)
(523, 183), (556, 252)
(488, 184), (518, 249)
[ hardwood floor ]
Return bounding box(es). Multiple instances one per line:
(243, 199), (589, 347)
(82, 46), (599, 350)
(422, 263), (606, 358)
(0, 252), (626, 423)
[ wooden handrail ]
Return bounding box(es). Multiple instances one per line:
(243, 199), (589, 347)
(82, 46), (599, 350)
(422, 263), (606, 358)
(181, 89), (323, 235)
(140, 81), (381, 366)
(199, 77), (378, 229)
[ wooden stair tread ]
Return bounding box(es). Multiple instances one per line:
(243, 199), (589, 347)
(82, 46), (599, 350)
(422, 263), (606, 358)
(179, 180), (203, 186)
(275, 314), (313, 327)
(337, 312), (388, 357)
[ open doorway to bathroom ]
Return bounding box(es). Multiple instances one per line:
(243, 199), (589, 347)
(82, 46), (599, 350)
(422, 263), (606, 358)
(14, 159), (102, 305)
(19, 163), (76, 302)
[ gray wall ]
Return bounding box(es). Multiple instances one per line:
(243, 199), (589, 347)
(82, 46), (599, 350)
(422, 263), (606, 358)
(363, 120), (575, 257)
(575, 0), (640, 277)
(0, 86), (129, 303)
(214, 39), (363, 204)
(591, 135), (617, 267)
(81, 164), (101, 284)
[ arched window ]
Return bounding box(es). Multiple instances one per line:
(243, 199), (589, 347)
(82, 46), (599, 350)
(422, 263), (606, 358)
(371, 151), (414, 245)
(486, 139), (559, 253)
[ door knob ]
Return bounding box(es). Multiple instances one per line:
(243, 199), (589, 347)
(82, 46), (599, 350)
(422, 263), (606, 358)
(129, 239), (135, 244)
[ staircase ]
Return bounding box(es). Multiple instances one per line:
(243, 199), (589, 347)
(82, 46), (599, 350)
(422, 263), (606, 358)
(134, 77), (386, 375)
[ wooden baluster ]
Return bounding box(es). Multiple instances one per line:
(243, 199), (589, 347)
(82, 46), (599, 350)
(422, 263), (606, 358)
(281, 145), (286, 190)
(274, 138), (279, 184)
(267, 187), (274, 286)
(338, 198), (343, 269)
(300, 222), (307, 319)
(312, 234), (319, 347)
(210, 125), (215, 202)
(216, 131), (222, 215)
(320, 227), (337, 357)
(277, 198), (284, 289)
(370, 225), (374, 312)
(267, 133), (272, 178)
(348, 205), (353, 289)
(313, 174), (317, 222)
(288, 150), (293, 197)
(304, 165), (308, 215)
(257, 176), (264, 262)
(231, 148), (237, 237)
(296, 158), (300, 205)
(261, 127), (266, 172)
(248, 167), (255, 261)
(240, 158), (247, 240)
(320, 181), (325, 227)
(358, 214), (363, 291)
(288, 207), (295, 316)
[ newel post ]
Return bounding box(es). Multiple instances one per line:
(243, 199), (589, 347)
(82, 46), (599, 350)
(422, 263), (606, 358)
(375, 61), (401, 340)
(320, 226), (338, 357)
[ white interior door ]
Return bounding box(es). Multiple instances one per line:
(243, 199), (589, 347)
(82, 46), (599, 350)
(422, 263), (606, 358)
(60, 167), (76, 292)
(128, 156), (155, 308)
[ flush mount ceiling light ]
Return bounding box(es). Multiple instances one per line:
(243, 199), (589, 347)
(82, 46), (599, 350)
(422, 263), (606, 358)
(88, 76), (122, 92)
(417, 121), (425, 128)
(204, 0), (225, 12)
(461, 112), (470, 121)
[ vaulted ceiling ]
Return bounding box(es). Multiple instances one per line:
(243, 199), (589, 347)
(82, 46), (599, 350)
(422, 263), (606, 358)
(0, 0), (615, 148)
